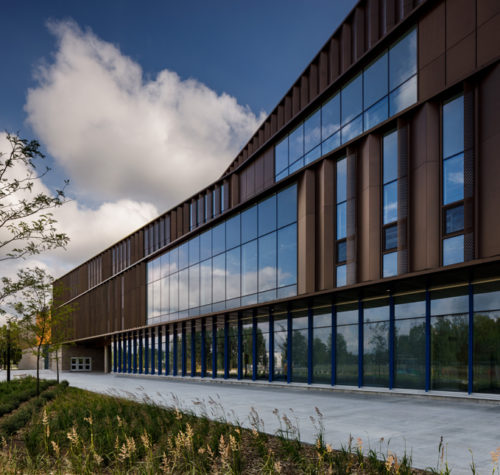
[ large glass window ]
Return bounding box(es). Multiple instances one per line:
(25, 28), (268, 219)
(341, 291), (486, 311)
(473, 281), (500, 393)
(336, 303), (358, 385)
(431, 287), (468, 391)
(256, 316), (270, 380)
(363, 299), (389, 387)
(442, 95), (465, 266)
(312, 307), (332, 384)
(241, 315), (253, 379)
(147, 185), (297, 324)
(273, 313), (288, 381)
(291, 311), (308, 383)
(275, 27), (417, 181)
(394, 293), (426, 389)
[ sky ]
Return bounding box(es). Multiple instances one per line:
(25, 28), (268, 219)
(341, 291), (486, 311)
(0, 0), (356, 285)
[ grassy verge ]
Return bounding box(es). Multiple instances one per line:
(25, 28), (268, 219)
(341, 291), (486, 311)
(0, 384), (434, 474)
(0, 377), (55, 418)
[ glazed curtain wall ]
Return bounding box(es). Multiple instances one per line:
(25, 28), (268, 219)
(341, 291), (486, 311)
(147, 184), (297, 324)
(113, 279), (500, 394)
(275, 28), (417, 181)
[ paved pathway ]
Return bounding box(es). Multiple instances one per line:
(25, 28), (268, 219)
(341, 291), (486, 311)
(2, 370), (499, 474)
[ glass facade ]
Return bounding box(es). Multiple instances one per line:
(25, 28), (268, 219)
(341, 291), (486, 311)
(147, 185), (297, 324)
(115, 279), (500, 394)
(442, 94), (465, 266)
(275, 28), (417, 181)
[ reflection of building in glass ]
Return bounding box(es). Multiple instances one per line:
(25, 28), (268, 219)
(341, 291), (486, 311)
(55, 0), (500, 395)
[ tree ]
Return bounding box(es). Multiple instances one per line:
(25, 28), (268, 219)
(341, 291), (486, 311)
(0, 133), (70, 381)
(48, 283), (76, 383)
(0, 133), (69, 262)
(12, 267), (53, 396)
(0, 320), (23, 370)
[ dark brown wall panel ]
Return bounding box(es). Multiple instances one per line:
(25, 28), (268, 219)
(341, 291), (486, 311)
(309, 62), (318, 100)
(477, 0), (499, 26)
(285, 95), (292, 123)
(319, 50), (329, 91)
(301, 75), (309, 109)
(358, 135), (381, 282)
(368, 0), (381, 47)
(298, 169), (316, 294)
(355, 6), (366, 61)
(254, 156), (264, 194)
(446, 0), (475, 48)
(419, 2), (445, 68)
(419, 56), (445, 102)
(231, 174), (239, 208)
(478, 64), (500, 258)
(446, 33), (476, 85)
(263, 148), (275, 189)
(292, 85), (300, 117)
(477, 10), (500, 67)
(317, 159), (335, 290)
(329, 37), (340, 83)
(410, 102), (441, 271)
(247, 160), (256, 197)
(341, 22), (352, 72)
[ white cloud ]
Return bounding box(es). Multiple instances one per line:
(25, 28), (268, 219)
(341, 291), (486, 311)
(25, 20), (265, 209)
(0, 132), (158, 283)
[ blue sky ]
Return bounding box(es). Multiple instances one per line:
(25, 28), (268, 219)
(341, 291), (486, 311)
(0, 0), (355, 279)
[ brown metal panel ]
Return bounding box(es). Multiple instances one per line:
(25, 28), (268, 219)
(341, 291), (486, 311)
(258, 129), (267, 147)
(309, 61), (318, 100)
(385, 0), (396, 31)
(478, 64), (500, 258)
(319, 51), (328, 91)
(263, 148), (275, 189)
(176, 206), (183, 239)
(247, 160), (256, 198)
(419, 2), (445, 68)
(446, 33), (476, 85)
(354, 6), (366, 61)
(419, 55), (445, 102)
(264, 121), (270, 142)
(368, 0), (381, 47)
(341, 22), (352, 73)
(183, 203), (190, 235)
(477, 0), (500, 26)
(223, 179), (231, 211)
(231, 174), (239, 208)
(410, 102), (441, 271)
(446, 0), (475, 48)
(206, 191), (213, 221)
(292, 85), (300, 117)
(358, 135), (381, 282)
(214, 186), (221, 216)
(170, 209), (177, 241)
(317, 159), (335, 290)
(277, 103), (284, 129)
(297, 169), (316, 294)
(254, 155), (264, 194)
(102, 250), (112, 280)
(403, 0), (414, 17)
(247, 141), (253, 156)
(285, 95), (292, 123)
(242, 149), (248, 161)
(477, 12), (500, 67)
(271, 113), (278, 135)
(197, 195), (204, 225)
(240, 168), (248, 202)
(329, 37), (340, 83)
(301, 75), (309, 109)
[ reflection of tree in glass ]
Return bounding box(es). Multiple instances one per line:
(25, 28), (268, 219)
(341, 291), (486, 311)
(367, 322), (388, 378)
(473, 313), (500, 392)
(431, 315), (468, 390)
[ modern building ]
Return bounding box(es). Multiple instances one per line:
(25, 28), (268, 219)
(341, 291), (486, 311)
(55, 0), (500, 395)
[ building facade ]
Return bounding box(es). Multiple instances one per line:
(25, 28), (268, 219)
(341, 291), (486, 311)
(56, 0), (500, 395)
